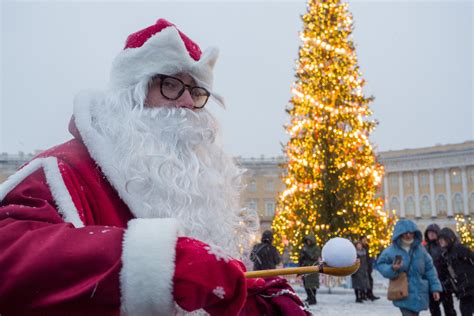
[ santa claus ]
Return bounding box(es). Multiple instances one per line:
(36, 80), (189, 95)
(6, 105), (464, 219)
(0, 19), (309, 315)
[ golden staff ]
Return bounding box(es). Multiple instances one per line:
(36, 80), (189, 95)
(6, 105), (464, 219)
(245, 260), (360, 278)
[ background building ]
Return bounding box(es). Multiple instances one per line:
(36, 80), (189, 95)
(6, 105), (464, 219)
(238, 141), (474, 234)
(2, 141), (474, 235)
(0, 152), (35, 182)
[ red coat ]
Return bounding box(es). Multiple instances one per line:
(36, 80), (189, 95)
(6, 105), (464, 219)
(0, 95), (308, 316)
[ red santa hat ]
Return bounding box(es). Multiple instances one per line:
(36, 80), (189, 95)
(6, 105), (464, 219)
(109, 18), (224, 106)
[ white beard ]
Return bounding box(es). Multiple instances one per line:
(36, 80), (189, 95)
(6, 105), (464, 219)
(90, 87), (258, 257)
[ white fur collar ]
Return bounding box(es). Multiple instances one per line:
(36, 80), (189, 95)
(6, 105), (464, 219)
(73, 91), (147, 219)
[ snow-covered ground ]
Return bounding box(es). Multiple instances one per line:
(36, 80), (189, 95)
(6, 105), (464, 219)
(294, 286), (421, 316)
(289, 273), (462, 316)
(294, 286), (463, 316)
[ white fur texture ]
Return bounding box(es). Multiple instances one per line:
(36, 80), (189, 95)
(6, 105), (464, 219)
(321, 237), (357, 268)
(121, 218), (180, 316)
(73, 85), (258, 258)
(109, 26), (224, 107)
(0, 157), (84, 228)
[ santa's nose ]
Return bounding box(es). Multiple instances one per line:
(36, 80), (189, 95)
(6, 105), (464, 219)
(176, 89), (195, 109)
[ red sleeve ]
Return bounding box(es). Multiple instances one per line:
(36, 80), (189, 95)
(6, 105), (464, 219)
(0, 168), (123, 316)
(173, 237), (247, 315)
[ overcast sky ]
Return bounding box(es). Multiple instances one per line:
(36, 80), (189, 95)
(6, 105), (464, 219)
(1, 0), (472, 158)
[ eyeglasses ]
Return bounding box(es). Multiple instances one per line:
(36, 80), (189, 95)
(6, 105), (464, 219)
(151, 74), (210, 109)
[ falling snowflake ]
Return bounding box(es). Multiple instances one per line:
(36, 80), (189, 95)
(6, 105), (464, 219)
(204, 244), (231, 263)
(212, 286), (225, 299)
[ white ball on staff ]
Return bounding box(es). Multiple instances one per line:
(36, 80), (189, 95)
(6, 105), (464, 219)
(322, 237), (357, 267)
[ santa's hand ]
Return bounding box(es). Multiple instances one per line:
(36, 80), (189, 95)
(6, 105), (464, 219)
(173, 237), (247, 315)
(240, 277), (310, 316)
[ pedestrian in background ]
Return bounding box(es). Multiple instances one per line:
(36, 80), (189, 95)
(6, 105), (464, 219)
(424, 224), (457, 316)
(376, 219), (441, 316)
(438, 227), (474, 316)
(360, 235), (380, 301)
(299, 235), (321, 305)
(250, 230), (281, 271)
(352, 241), (371, 303)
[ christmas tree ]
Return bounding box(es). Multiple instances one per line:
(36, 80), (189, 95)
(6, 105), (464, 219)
(455, 214), (474, 249)
(272, 0), (395, 261)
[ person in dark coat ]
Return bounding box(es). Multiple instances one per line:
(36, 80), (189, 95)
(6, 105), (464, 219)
(352, 241), (371, 303)
(424, 224), (457, 316)
(250, 230), (281, 271)
(298, 235), (321, 305)
(438, 227), (474, 316)
(360, 235), (380, 301)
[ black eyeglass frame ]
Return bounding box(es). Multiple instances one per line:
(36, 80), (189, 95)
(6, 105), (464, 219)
(152, 74), (211, 109)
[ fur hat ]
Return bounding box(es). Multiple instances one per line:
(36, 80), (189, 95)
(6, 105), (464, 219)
(109, 18), (224, 106)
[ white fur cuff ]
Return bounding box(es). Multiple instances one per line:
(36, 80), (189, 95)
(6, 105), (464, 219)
(121, 218), (181, 316)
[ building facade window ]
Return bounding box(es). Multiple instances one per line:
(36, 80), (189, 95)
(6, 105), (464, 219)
(470, 192), (474, 213)
(265, 201), (275, 217)
(436, 194), (447, 215)
(420, 195), (431, 216)
(404, 173), (413, 187)
(389, 197), (400, 215)
(248, 199), (257, 210)
(248, 179), (257, 192)
(454, 193), (463, 213)
(451, 169), (461, 184)
(468, 168), (474, 183)
(389, 174), (398, 187)
(435, 171), (444, 185)
(405, 196), (415, 215)
(266, 179), (274, 192)
(420, 172), (429, 187)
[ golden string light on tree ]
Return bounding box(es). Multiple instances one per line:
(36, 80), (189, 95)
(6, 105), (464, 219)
(455, 214), (474, 249)
(272, 0), (396, 261)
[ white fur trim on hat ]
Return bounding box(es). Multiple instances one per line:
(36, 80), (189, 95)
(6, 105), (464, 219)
(109, 27), (224, 107)
(121, 218), (182, 316)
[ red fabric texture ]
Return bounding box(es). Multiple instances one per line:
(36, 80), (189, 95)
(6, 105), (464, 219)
(124, 18), (202, 61)
(0, 120), (307, 315)
(240, 277), (311, 316)
(174, 237), (247, 315)
(0, 139), (132, 315)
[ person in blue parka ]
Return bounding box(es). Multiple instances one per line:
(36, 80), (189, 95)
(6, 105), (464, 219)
(376, 219), (442, 316)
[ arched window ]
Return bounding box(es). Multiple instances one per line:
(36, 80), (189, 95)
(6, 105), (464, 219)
(390, 197), (400, 216)
(454, 193), (463, 213)
(405, 196), (415, 216)
(436, 195), (447, 216)
(420, 195), (431, 217)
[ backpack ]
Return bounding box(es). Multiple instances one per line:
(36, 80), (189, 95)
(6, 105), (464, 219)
(250, 243), (267, 266)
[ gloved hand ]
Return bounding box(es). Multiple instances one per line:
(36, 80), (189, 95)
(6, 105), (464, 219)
(173, 237), (247, 316)
(240, 277), (310, 316)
